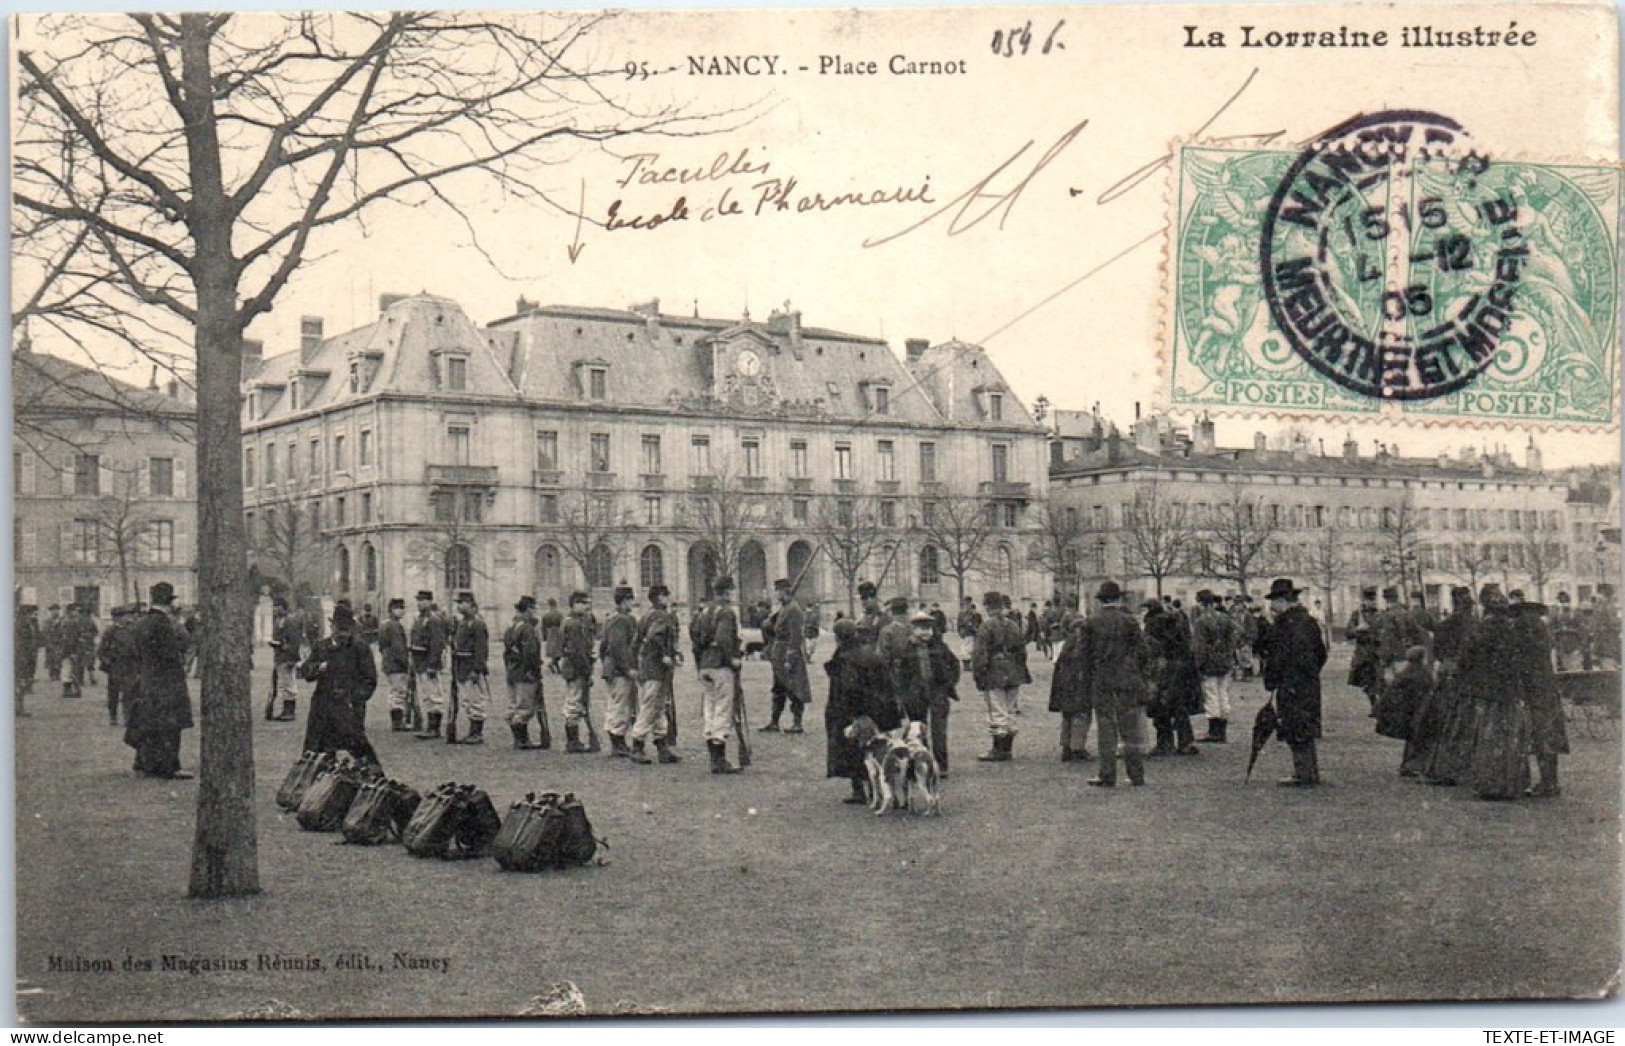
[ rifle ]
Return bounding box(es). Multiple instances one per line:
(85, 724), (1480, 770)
(446, 669), (460, 743)
(263, 651), (279, 721)
(731, 663), (752, 767)
(664, 673), (678, 744)
(581, 675), (601, 752)
(404, 667), (422, 732)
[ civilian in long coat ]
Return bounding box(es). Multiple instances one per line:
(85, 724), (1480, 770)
(299, 604), (380, 767)
(1080, 582), (1155, 787)
(1048, 617), (1093, 761)
(1258, 578), (1327, 787)
(1458, 588), (1528, 800)
(1511, 598), (1567, 797)
(123, 583), (194, 779)
(824, 619), (899, 803)
(891, 611), (960, 773)
(763, 580), (813, 733)
(1144, 603), (1202, 755)
(1402, 587), (1474, 776)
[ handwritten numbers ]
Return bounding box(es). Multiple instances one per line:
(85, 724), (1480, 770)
(991, 19), (1065, 57)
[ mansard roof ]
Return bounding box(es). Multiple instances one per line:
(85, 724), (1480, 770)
(906, 339), (1038, 428)
(13, 349), (195, 422)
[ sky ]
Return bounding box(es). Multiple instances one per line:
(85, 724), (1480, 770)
(15, 4), (1624, 469)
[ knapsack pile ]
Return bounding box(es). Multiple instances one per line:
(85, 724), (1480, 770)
(489, 792), (602, 872)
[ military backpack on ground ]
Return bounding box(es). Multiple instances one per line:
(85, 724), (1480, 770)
(490, 792), (604, 872)
(276, 751), (334, 812)
(341, 778), (422, 845)
(295, 755), (373, 832)
(403, 782), (502, 859)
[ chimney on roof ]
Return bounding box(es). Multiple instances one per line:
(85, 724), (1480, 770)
(148, 365), (160, 391)
(166, 378), (179, 399)
(379, 293), (408, 315)
(1193, 414), (1216, 455)
(1526, 436), (1543, 473)
(629, 298), (661, 338)
(515, 295), (538, 315)
(905, 338), (930, 362)
(1134, 416), (1161, 456)
(1481, 457), (1495, 478)
(1253, 431), (1267, 453)
(787, 308), (803, 359)
(1343, 434), (1359, 460)
(1437, 451), (1450, 469)
(1106, 429), (1122, 463)
(299, 316), (324, 362)
(1292, 435), (1309, 463)
(15, 323), (31, 354)
(1134, 401), (1142, 420)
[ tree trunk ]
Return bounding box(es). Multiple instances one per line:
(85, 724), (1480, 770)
(181, 16), (260, 899)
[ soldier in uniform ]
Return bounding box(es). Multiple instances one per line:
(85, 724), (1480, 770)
(15, 604), (40, 717)
(972, 590), (1026, 761)
(43, 605), (63, 683)
(761, 578), (812, 734)
(1079, 581), (1154, 787)
(1346, 587), (1382, 710)
(696, 575), (743, 774)
(854, 581), (886, 648)
(876, 595), (914, 702)
(1259, 578), (1328, 787)
(357, 603), (381, 648)
(450, 591), (491, 744)
(540, 598), (565, 673)
(629, 583), (680, 765)
(893, 609), (960, 773)
(123, 582), (194, 779)
(61, 604), (98, 698)
(600, 583), (640, 757)
(1191, 590), (1241, 743)
(409, 589), (450, 739)
(955, 596), (982, 669)
(378, 597), (411, 731)
(1374, 586), (1425, 689)
(97, 605), (134, 726)
(502, 595), (547, 750)
(559, 590), (599, 753)
(268, 597), (305, 721)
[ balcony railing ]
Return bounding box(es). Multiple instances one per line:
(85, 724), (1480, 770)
(639, 473), (666, 490)
(920, 480), (946, 495)
(742, 475), (767, 491)
(979, 480), (1031, 498)
(690, 475), (716, 492)
(834, 478), (858, 494)
(427, 464), (499, 486)
(587, 471), (616, 489)
(876, 479), (900, 493)
(532, 468), (563, 487)
(788, 477), (812, 493)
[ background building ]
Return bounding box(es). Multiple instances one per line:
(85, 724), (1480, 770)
(1049, 412), (1584, 628)
(12, 334), (198, 612)
(239, 294), (1049, 618)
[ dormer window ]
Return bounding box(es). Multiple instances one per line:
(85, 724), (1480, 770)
(874, 386), (890, 414)
(289, 379), (301, 411)
(571, 358), (612, 401)
(445, 355), (468, 391)
(588, 367), (607, 401)
(989, 392), (1004, 421)
(858, 379), (894, 415)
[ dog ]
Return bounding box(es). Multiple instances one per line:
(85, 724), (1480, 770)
(842, 716), (912, 815)
(901, 720), (942, 815)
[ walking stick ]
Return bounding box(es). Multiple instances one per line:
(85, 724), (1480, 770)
(264, 657), (279, 721)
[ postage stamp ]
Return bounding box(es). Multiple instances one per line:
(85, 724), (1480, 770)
(1168, 123), (1622, 427)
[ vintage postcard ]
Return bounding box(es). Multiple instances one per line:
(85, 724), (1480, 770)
(10, 0), (1621, 1023)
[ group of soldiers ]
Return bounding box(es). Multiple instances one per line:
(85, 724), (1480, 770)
(13, 602), (100, 707)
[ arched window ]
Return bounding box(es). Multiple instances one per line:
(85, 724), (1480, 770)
(444, 544), (472, 592)
(918, 545), (941, 585)
(639, 544), (665, 591)
(534, 543), (562, 594)
(586, 543), (615, 589)
(336, 545), (351, 593)
(996, 544), (1015, 589)
(361, 543), (377, 592)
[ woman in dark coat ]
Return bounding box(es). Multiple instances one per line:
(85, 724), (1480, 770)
(299, 603), (381, 767)
(1427, 586), (1497, 785)
(1511, 598), (1567, 797)
(124, 582), (194, 779)
(1144, 603), (1202, 755)
(824, 619), (899, 804)
(1461, 588), (1529, 800)
(1048, 616), (1092, 761)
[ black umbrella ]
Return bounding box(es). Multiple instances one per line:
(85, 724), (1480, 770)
(1246, 694), (1279, 782)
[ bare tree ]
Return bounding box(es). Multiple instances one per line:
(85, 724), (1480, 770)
(810, 496), (888, 615)
(1195, 482), (1278, 598)
(549, 491), (636, 592)
(1446, 540), (1497, 593)
(1308, 524), (1349, 643)
(675, 457), (769, 581)
(910, 496), (996, 610)
(1521, 528), (1567, 602)
(1377, 493), (1424, 600)
(1027, 502), (1088, 606)
(1121, 482), (1196, 599)
(90, 465), (158, 605)
(251, 482), (333, 604)
(14, 11), (731, 897)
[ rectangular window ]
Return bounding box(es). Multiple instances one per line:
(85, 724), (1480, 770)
(12, 452), (20, 495)
(335, 496), (347, 527)
(991, 444), (1009, 483)
(877, 440), (895, 481)
(265, 444), (278, 485)
(792, 498), (809, 523)
(361, 492), (373, 523)
(1454, 508), (1469, 530)
(72, 518), (99, 563)
(148, 457), (175, 498)
(589, 433), (611, 473)
(642, 435), (662, 475)
(244, 447), (256, 488)
(691, 435), (712, 475)
(74, 454), (100, 496)
(359, 429), (373, 466)
(789, 440), (808, 478)
(837, 499), (855, 527)
(742, 437), (762, 477)
(287, 441), (297, 481)
(150, 520), (175, 565)
(873, 386), (890, 415)
(988, 392), (1004, 421)
(448, 425), (471, 466)
(461, 492), (483, 523)
(921, 501), (937, 526)
(536, 430), (559, 471)
(539, 493), (559, 524)
(334, 434), (348, 472)
(308, 499), (322, 538)
(309, 438), (321, 476)
(433, 491), (457, 523)
(880, 500), (897, 527)
(588, 368), (607, 400)
(245, 511), (256, 544)
(834, 443), (852, 480)
(919, 442), (937, 483)
(644, 495), (662, 526)
(447, 356), (468, 391)
(1003, 502), (1020, 528)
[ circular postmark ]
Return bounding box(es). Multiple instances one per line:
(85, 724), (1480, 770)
(1260, 110), (1528, 402)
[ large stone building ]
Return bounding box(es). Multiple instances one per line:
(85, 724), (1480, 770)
(12, 337), (198, 613)
(1049, 411), (1588, 626)
(239, 294), (1048, 614)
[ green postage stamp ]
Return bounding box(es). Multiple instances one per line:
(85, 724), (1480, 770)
(1167, 112), (1622, 427)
